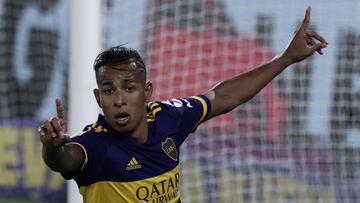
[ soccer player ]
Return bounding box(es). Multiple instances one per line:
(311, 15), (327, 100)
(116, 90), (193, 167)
(39, 6), (327, 203)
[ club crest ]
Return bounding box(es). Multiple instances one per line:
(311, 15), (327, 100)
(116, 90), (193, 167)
(162, 138), (178, 161)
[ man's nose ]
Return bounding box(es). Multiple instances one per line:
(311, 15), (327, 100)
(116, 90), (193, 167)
(114, 92), (125, 107)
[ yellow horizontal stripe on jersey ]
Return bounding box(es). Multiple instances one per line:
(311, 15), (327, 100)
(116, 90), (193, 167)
(79, 164), (181, 203)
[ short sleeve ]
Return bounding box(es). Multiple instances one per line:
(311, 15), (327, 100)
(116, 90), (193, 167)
(158, 95), (211, 144)
(61, 132), (103, 186)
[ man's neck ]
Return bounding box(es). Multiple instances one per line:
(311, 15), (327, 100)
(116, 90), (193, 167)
(129, 117), (148, 144)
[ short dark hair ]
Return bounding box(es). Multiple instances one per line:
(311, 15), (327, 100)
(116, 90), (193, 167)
(93, 45), (146, 72)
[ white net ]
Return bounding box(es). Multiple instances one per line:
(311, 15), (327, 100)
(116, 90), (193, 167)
(104, 0), (360, 202)
(0, 0), (68, 202)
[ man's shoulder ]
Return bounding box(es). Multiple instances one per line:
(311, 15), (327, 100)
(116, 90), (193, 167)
(146, 97), (201, 129)
(148, 96), (209, 115)
(147, 98), (190, 113)
(146, 100), (180, 122)
(82, 122), (108, 134)
(70, 122), (108, 140)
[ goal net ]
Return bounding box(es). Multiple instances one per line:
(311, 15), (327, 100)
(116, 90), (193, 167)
(104, 0), (360, 202)
(1, 0), (359, 203)
(0, 0), (68, 202)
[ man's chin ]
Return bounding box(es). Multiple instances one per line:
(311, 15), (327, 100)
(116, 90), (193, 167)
(112, 125), (133, 136)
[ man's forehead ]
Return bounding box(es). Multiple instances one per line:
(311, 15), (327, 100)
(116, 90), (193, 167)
(98, 66), (136, 79)
(96, 63), (146, 85)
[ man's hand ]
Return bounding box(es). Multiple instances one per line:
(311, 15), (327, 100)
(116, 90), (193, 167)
(39, 98), (70, 148)
(280, 6), (328, 64)
(39, 98), (85, 174)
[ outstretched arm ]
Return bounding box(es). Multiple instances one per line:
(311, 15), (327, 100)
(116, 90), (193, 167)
(39, 98), (84, 175)
(204, 6), (328, 120)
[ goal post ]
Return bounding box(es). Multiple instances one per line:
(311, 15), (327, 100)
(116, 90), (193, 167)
(68, 0), (102, 203)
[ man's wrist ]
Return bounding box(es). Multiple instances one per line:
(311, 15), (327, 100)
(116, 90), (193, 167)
(273, 54), (293, 68)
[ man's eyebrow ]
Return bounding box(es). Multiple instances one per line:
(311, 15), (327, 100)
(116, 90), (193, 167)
(123, 78), (136, 83)
(100, 81), (113, 86)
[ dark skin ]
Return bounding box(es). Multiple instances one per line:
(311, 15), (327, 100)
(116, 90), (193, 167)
(40, 6), (327, 176)
(93, 63), (152, 143)
(40, 63), (152, 174)
(40, 98), (84, 174)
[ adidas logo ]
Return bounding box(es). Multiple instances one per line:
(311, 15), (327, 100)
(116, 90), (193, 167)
(126, 157), (142, 170)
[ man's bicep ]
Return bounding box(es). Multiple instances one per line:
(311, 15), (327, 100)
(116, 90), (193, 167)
(61, 142), (87, 178)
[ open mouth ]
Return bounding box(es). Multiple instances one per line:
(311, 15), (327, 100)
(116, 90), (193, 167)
(114, 112), (130, 126)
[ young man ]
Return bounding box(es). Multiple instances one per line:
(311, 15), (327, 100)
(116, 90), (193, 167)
(40, 7), (327, 203)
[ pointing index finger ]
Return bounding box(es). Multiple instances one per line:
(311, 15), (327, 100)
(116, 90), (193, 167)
(56, 98), (65, 119)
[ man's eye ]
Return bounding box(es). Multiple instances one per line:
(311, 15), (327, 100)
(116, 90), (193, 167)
(126, 86), (135, 92)
(103, 89), (113, 94)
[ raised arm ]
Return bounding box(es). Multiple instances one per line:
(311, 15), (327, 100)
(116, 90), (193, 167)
(39, 98), (84, 176)
(204, 6), (328, 120)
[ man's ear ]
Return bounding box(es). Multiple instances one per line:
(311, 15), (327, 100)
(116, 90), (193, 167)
(93, 88), (102, 108)
(144, 81), (153, 103)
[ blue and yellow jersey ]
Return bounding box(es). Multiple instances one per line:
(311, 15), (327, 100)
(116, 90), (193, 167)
(63, 95), (211, 203)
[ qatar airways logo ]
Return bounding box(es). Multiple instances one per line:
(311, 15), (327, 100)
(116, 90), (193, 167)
(135, 173), (180, 202)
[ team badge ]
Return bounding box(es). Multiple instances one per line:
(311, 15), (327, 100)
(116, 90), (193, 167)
(162, 138), (178, 161)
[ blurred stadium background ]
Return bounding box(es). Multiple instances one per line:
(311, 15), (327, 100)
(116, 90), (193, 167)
(0, 0), (359, 202)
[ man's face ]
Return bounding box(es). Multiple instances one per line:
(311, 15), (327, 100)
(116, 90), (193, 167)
(93, 63), (152, 135)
